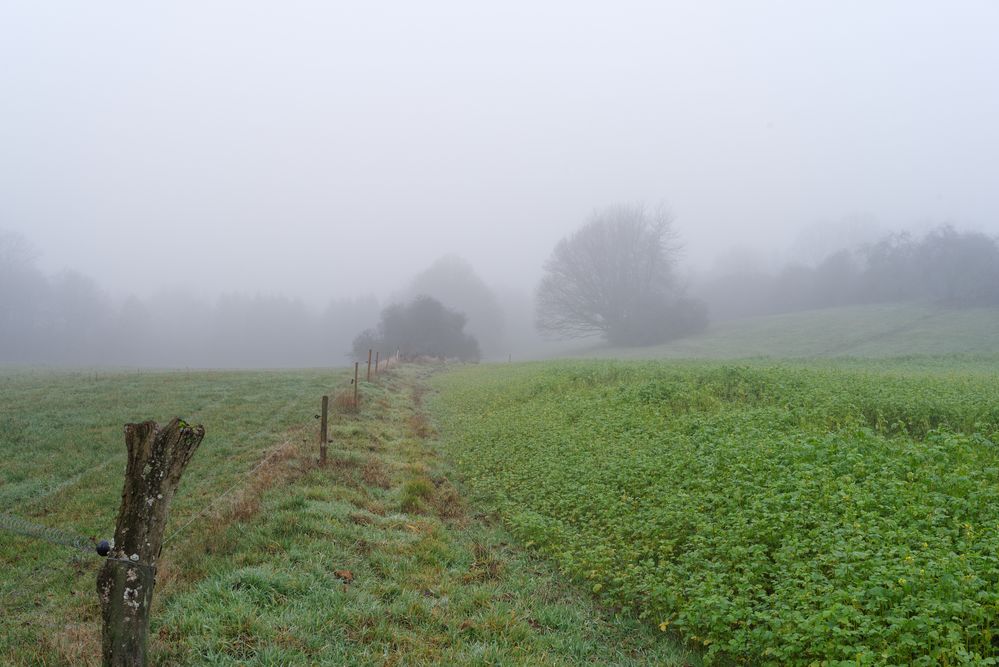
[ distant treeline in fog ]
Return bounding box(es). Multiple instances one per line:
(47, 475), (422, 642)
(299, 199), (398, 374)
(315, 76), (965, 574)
(0, 232), (555, 367)
(4, 224), (998, 367)
(699, 226), (999, 320)
(0, 230), (378, 366)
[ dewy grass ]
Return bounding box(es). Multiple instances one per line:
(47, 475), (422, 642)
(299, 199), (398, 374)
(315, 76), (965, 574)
(0, 368), (343, 663)
(0, 365), (696, 666)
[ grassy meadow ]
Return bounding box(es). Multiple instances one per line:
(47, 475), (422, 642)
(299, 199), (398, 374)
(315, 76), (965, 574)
(0, 365), (695, 666)
(1, 367), (341, 661)
(584, 303), (999, 359)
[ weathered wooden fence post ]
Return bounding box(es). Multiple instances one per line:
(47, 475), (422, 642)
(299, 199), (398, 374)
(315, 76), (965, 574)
(374, 351), (380, 376)
(367, 349), (372, 381)
(97, 418), (205, 667)
(320, 395), (329, 464)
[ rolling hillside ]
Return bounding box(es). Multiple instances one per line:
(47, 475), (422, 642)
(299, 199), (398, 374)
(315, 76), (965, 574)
(586, 303), (999, 359)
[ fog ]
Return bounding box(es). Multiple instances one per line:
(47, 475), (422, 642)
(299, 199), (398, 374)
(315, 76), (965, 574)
(2, 2), (998, 365)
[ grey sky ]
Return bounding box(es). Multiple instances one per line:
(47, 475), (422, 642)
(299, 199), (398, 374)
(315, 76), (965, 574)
(2, 1), (997, 305)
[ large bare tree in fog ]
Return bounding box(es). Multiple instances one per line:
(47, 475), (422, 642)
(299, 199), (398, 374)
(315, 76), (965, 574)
(536, 205), (707, 346)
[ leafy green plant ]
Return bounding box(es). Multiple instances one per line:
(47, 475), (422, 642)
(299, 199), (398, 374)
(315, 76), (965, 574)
(432, 360), (999, 664)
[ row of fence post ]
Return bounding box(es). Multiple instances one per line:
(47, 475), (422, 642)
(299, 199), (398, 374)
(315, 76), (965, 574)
(98, 351), (397, 665)
(5, 351), (404, 666)
(319, 348), (396, 467)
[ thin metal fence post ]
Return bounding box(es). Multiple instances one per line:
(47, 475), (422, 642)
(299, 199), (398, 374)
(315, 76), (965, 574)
(320, 395), (329, 464)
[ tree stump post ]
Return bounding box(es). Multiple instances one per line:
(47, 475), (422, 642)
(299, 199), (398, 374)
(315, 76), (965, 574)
(97, 418), (205, 667)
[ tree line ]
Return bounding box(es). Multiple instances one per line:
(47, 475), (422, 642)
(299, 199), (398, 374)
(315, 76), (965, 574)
(6, 217), (996, 366)
(0, 231), (538, 367)
(0, 230), (380, 367)
(698, 226), (999, 321)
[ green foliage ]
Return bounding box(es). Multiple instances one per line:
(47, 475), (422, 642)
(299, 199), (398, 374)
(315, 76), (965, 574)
(354, 296), (480, 362)
(432, 359), (999, 664)
(408, 255), (507, 357)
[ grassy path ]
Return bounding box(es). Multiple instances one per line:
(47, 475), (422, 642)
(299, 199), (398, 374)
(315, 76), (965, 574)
(2, 365), (695, 664)
(150, 364), (696, 665)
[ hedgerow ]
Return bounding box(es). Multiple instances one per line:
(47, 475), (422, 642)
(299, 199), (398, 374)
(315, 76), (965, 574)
(432, 361), (999, 664)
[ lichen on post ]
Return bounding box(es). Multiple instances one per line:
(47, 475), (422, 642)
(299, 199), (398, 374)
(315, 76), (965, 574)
(97, 418), (205, 667)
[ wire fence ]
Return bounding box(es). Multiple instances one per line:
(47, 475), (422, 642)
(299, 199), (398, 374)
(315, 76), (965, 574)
(0, 513), (100, 554)
(0, 515), (102, 614)
(162, 441), (291, 546)
(0, 435), (297, 579)
(0, 353), (399, 630)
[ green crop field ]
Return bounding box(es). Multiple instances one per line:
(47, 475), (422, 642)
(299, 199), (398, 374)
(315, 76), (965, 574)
(431, 359), (999, 664)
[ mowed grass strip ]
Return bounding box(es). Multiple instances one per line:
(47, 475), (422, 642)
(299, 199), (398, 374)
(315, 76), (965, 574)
(1, 365), (697, 665)
(430, 360), (999, 665)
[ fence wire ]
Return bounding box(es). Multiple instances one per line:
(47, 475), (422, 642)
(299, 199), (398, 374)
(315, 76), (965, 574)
(163, 441), (291, 545)
(1, 369), (357, 619)
(0, 513), (100, 554)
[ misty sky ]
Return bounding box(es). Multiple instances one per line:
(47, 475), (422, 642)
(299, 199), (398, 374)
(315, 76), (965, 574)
(2, 1), (997, 306)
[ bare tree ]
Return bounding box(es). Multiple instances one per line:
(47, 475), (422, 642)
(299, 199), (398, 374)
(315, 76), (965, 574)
(536, 205), (704, 345)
